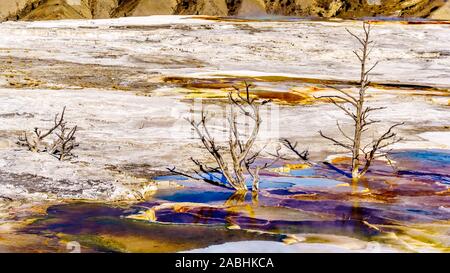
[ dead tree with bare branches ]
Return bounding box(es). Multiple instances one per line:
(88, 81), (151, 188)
(49, 120), (78, 161)
(318, 22), (403, 181)
(18, 107), (67, 152)
(18, 106), (78, 161)
(168, 82), (281, 192)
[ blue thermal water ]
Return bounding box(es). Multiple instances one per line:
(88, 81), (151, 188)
(153, 189), (237, 203)
(391, 150), (450, 166)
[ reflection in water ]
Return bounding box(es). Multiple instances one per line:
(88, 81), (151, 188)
(224, 191), (248, 206)
(153, 189), (234, 203)
(222, 191), (259, 206)
(252, 191), (259, 205)
(17, 149), (450, 252)
(350, 178), (362, 222)
(24, 203), (284, 253)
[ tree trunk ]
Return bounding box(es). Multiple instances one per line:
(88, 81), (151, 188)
(351, 28), (369, 181)
(351, 97), (363, 180)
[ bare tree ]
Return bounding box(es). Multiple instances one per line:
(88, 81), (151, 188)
(168, 82), (281, 192)
(18, 106), (78, 161)
(49, 119), (78, 161)
(318, 22), (403, 181)
(18, 107), (66, 152)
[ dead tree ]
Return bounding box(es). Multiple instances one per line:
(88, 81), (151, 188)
(18, 106), (78, 161)
(49, 120), (78, 161)
(318, 22), (403, 181)
(18, 107), (67, 152)
(168, 82), (281, 192)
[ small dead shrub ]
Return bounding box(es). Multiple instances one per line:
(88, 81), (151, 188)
(18, 106), (78, 161)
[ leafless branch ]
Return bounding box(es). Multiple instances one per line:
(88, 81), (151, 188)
(281, 138), (309, 161)
(320, 22), (403, 181)
(50, 122), (78, 161)
(319, 130), (353, 151)
(18, 106), (67, 152)
(17, 106), (78, 161)
(169, 82), (276, 192)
